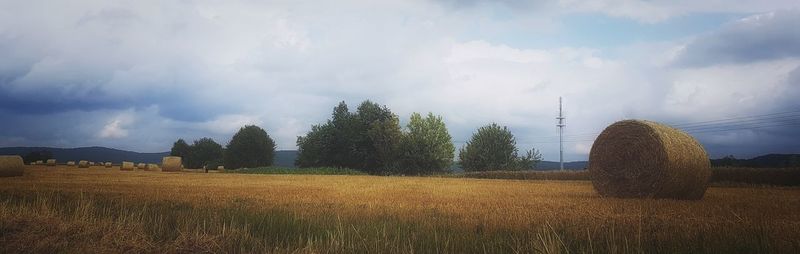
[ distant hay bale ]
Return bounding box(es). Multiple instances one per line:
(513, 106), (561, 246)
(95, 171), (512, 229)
(121, 161), (134, 171)
(89, 162), (95, 166)
(136, 163), (145, 169)
(30, 161), (36, 165)
(0, 155), (24, 177)
(36, 160), (43, 165)
(161, 156), (182, 172)
(146, 163), (161, 171)
(589, 120), (711, 200)
(78, 160), (89, 168)
(46, 159), (56, 166)
(104, 162), (112, 168)
(67, 161), (76, 167)
(217, 165), (225, 171)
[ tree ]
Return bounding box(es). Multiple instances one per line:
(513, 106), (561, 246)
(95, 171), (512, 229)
(296, 123), (335, 168)
(397, 112), (455, 175)
(224, 125), (276, 169)
(459, 123), (542, 171)
(170, 139), (191, 161)
(188, 138), (224, 169)
(366, 114), (403, 174)
(295, 100), (402, 174)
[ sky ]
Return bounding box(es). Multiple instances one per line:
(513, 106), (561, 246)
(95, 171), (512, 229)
(1, 0), (799, 161)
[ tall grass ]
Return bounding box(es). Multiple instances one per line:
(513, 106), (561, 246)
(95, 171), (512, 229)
(1, 190), (796, 253)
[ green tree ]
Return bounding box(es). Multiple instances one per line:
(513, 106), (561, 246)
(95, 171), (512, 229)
(355, 100), (397, 173)
(224, 125), (276, 169)
(188, 137), (224, 169)
(170, 139), (191, 161)
(398, 112), (454, 175)
(295, 123), (335, 168)
(367, 114), (403, 174)
(459, 123), (543, 171)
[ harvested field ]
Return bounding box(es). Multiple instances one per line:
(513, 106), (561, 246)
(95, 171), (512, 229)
(0, 165), (798, 253)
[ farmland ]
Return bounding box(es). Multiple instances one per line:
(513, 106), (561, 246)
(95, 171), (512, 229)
(1, 166), (799, 253)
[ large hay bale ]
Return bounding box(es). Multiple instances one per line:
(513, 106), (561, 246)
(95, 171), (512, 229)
(78, 160), (89, 168)
(46, 159), (56, 166)
(0, 155), (24, 177)
(146, 163), (161, 171)
(67, 161), (76, 167)
(136, 163), (145, 169)
(589, 120), (711, 199)
(161, 156), (182, 172)
(104, 162), (112, 168)
(121, 161), (134, 171)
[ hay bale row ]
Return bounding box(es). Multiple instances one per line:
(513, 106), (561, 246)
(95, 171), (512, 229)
(89, 162), (96, 166)
(46, 159), (56, 166)
(78, 160), (89, 168)
(146, 163), (160, 171)
(0, 155), (24, 177)
(162, 156), (182, 172)
(104, 162), (112, 168)
(588, 120), (711, 200)
(120, 161), (134, 171)
(67, 161), (76, 167)
(136, 163), (145, 169)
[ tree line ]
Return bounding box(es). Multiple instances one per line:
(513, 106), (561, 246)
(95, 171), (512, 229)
(170, 100), (541, 174)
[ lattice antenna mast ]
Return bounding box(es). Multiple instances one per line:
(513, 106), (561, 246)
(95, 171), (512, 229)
(557, 97), (566, 170)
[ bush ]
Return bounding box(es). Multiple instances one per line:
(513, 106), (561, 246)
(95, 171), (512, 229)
(224, 125), (276, 169)
(188, 138), (224, 169)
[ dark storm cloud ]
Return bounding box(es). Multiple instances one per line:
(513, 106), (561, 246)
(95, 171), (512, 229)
(673, 10), (800, 67)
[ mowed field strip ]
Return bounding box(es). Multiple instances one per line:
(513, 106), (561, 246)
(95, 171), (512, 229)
(2, 166), (800, 253)
(3, 166), (800, 230)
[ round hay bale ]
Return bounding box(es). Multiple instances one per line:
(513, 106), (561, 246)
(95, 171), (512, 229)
(46, 159), (56, 166)
(104, 162), (112, 168)
(121, 161), (134, 171)
(36, 160), (44, 165)
(78, 160), (89, 168)
(146, 163), (161, 171)
(136, 163), (145, 169)
(217, 165), (225, 171)
(161, 156), (182, 172)
(589, 120), (711, 199)
(89, 162), (95, 166)
(0, 155), (24, 177)
(67, 161), (76, 167)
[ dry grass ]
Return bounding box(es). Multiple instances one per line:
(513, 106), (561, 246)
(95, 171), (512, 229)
(1, 165), (799, 253)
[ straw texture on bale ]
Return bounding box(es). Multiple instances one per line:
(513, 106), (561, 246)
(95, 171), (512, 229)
(0, 155), (24, 177)
(161, 156), (182, 172)
(589, 120), (711, 200)
(46, 159), (56, 166)
(146, 163), (161, 171)
(67, 161), (76, 166)
(78, 160), (89, 168)
(137, 163), (145, 169)
(104, 162), (112, 168)
(121, 161), (134, 171)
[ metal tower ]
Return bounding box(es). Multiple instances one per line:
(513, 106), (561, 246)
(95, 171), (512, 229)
(557, 97), (565, 170)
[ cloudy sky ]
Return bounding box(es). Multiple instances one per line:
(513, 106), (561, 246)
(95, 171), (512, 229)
(1, 0), (799, 161)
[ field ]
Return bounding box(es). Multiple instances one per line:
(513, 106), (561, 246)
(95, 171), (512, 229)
(1, 166), (799, 253)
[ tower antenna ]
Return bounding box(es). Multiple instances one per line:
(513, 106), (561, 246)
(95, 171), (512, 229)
(557, 97), (566, 170)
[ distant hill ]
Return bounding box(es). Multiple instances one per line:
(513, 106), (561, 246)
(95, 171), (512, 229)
(711, 154), (800, 168)
(535, 160), (588, 170)
(0, 146), (169, 164)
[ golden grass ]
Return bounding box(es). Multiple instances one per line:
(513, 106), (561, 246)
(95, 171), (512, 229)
(2, 166), (799, 253)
